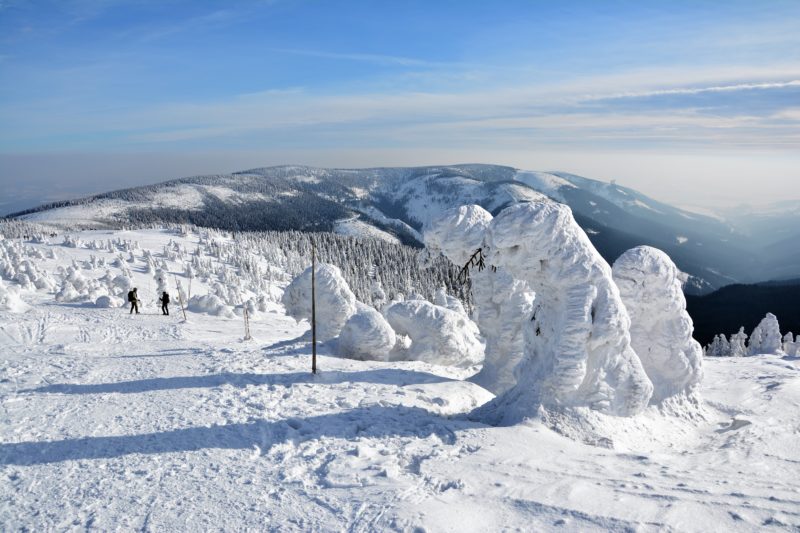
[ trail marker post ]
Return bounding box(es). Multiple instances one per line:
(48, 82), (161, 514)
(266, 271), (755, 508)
(311, 240), (317, 374)
(243, 307), (252, 341)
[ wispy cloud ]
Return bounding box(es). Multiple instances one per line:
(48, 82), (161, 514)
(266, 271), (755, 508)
(589, 80), (800, 100)
(271, 48), (471, 69)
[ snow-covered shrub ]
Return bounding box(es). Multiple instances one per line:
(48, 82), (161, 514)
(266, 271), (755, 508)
(188, 294), (235, 318)
(281, 263), (357, 341)
(383, 299), (483, 367)
(612, 246), (703, 403)
(425, 204), (534, 394)
(55, 281), (83, 303)
(337, 305), (396, 361)
(470, 202), (652, 422)
(749, 313), (783, 355)
(95, 295), (124, 308)
(433, 287), (468, 316)
(0, 279), (29, 313)
(706, 334), (731, 357)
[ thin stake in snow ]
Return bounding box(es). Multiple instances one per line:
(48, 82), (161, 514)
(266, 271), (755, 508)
(311, 240), (317, 374)
(243, 307), (252, 341)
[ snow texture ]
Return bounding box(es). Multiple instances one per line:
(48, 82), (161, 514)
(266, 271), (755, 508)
(337, 304), (396, 361)
(281, 263), (357, 341)
(612, 246), (703, 403)
(383, 299), (483, 368)
(472, 202), (653, 422)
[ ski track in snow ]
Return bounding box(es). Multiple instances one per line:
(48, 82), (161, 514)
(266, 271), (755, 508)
(1, 231), (799, 531)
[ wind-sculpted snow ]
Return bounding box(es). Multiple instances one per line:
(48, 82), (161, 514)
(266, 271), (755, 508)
(337, 305), (396, 361)
(425, 205), (533, 394)
(481, 202), (653, 421)
(612, 246), (703, 403)
(383, 300), (484, 368)
(281, 263), (357, 341)
(427, 203), (654, 421)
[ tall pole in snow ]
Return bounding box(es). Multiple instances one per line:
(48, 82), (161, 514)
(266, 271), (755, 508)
(311, 240), (317, 374)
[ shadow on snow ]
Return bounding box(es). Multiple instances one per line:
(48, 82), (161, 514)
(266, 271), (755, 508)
(20, 368), (456, 395)
(0, 405), (482, 465)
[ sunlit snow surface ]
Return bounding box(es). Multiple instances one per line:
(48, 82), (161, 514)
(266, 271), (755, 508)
(2, 230), (800, 531)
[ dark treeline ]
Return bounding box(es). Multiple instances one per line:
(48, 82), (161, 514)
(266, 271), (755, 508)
(687, 282), (800, 345)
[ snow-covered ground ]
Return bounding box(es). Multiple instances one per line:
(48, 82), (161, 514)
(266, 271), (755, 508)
(1, 230), (799, 531)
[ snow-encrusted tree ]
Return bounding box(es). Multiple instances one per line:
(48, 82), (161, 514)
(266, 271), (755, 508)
(749, 313), (783, 355)
(612, 246), (703, 402)
(748, 323), (764, 356)
(783, 332), (797, 357)
(424, 204), (534, 395)
(281, 263), (357, 341)
(428, 202), (653, 423)
(729, 327), (748, 357)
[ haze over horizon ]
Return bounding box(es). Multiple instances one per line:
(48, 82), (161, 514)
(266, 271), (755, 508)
(2, 0), (799, 214)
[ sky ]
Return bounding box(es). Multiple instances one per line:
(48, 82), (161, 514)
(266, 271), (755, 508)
(1, 0), (799, 214)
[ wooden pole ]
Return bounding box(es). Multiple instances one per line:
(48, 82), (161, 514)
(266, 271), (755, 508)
(311, 240), (317, 374)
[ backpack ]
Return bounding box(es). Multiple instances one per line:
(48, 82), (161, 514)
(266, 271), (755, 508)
(163, 293), (170, 304)
(127, 290), (135, 302)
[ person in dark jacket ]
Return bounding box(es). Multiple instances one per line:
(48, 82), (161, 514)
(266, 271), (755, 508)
(159, 291), (170, 316)
(128, 288), (140, 314)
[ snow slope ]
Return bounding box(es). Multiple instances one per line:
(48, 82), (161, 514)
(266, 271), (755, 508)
(2, 229), (800, 531)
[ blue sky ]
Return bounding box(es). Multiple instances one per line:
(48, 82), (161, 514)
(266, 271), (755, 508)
(1, 0), (799, 212)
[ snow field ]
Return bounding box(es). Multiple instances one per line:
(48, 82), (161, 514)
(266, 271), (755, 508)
(1, 228), (799, 531)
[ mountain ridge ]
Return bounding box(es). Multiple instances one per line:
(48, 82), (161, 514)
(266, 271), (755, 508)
(8, 163), (794, 293)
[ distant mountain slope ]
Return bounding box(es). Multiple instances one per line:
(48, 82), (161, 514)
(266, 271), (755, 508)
(686, 281), (800, 345)
(10, 164), (789, 293)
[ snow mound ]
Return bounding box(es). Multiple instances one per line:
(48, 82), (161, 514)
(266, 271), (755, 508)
(612, 246), (703, 403)
(281, 263), (357, 341)
(471, 202), (653, 422)
(337, 305), (396, 361)
(188, 294), (235, 318)
(383, 300), (483, 368)
(425, 205), (534, 394)
(95, 295), (124, 308)
(0, 279), (29, 313)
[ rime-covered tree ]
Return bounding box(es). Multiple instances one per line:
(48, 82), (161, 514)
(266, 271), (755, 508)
(729, 327), (748, 357)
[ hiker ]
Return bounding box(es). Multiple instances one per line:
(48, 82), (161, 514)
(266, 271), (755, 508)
(128, 288), (140, 314)
(159, 291), (170, 316)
